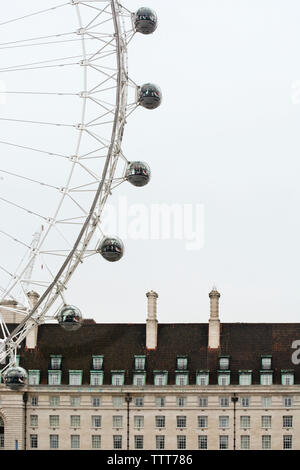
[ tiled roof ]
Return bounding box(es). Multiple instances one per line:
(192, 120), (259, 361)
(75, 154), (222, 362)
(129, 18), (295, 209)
(3, 322), (300, 385)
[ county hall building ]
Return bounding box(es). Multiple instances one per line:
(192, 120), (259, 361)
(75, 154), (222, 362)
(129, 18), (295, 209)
(0, 288), (299, 450)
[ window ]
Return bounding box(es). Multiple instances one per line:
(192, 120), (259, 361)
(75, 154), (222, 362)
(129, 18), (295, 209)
(30, 434), (38, 449)
(177, 435), (186, 450)
(218, 373), (230, 386)
(262, 396), (272, 408)
(240, 416), (250, 429)
(50, 355), (62, 370)
(112, 396), (123, 408)
(262, 435), (271, 450)
(113, 435), (122, 449)
(239, 372), (252, 386)
(92, 355), (103, 370)
(30, 415), (38, 427)
(219, 357), (230, 370)
(175, 373), (189, 386)
(199, 397), (208, 408)
(113, 416), (123, 428)
(260, 372), (273, 385)
(176, 397), (186, 408)
(69, 371), (82, 386)
(49, 415), (59, 428)
(92, 416), (102, 428)
(177, 356), (188, 370)
(283, 435), (292, 450)
(261, 416), (272, 429)
(198, 416), (208, 429)
(241, 435), (250, 450)
(134, 397), (144, 407)
(90, 371), (104, 386)
(154, 372), (168, 386)
(156, 397), (165, 408)
(261, 356), (272, 370)
(111, 372), (125, 386)
(283, 396), (293, 408)
(196, 373), (209, 386)
(134, 416), (144, 429)
(176, 416), (187, 428)
(134, 356), (146, 370)
(134, 435), (143, 449)
(155, 416), (165, 428)
(219, 397), (229, 408)
(156, 435), (165, 450)
(71, 415), (80, 428)
(71, 435), (80, 449)
(282, 373), (294, 386)
(48, 371), (62, 386)
(92, 435), (101, 449)
(283, 416), (293, 428)
(49, 435), (59, 449)
(28, 370), (40, 385)
(241, 397), (250, 408)
(31, 396), (38, 407)
(198, 435), (208, 450)
(70, 396), (81, 408)
(133, 373), (146, 386)
(49, 396), (60, 407)
(219, 435), (228, 450)
(219, 416), (229, 429)
(92, 396), (101, 408)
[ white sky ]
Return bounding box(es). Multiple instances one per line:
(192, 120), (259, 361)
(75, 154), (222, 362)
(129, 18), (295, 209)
(2, 0), (300, 324)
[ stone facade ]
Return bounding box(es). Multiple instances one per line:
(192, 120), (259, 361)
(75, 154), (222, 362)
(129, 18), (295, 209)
(0, 288), (300, 450)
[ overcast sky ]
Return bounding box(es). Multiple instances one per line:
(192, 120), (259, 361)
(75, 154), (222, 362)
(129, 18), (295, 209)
(2, 1), (300, 325)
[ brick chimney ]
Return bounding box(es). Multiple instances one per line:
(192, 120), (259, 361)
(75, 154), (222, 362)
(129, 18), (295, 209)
(208, 286), (221, 349)
(146, 290), (158, 349)
(25, 291), (40, 349)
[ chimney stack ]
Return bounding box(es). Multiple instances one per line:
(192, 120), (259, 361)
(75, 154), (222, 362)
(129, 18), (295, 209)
(146, 290), (158, 349)
(25, 291), (40, 349)
(208, 286), (220, 349)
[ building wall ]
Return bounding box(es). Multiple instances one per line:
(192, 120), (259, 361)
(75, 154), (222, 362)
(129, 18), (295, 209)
(0, 385), (299, 450)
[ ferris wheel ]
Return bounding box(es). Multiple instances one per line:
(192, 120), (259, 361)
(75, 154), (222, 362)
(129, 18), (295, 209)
(0, 0), (161, 388)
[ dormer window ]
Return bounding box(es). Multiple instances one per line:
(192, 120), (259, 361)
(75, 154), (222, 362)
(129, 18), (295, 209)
(92, 356), (103, 370)
(176, 356), (188, 370)
(196, 371), (209, 386)
(111, 371), (125, 386)
(261, 356), (272, 370)
(90, 371), (104, 386)
(28, 370), (40, 385)
(133, 373), (146, 386)
(154, 371), (168, 386)
(175, 372), (189, 386)
(260, 371), (273, 385)
(281, 371), (294, 386)
(134, 356), (146, 371)
(218, 372), (230, 386)
(219, 356), (230, 370)
(50, 355), (62, 370)
(239, 371), (252, 386)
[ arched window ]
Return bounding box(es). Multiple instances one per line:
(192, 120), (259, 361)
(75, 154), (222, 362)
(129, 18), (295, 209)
(0, 416), (4, 448)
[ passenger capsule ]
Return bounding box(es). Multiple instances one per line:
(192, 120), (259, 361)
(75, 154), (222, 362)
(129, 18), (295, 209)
(4, 366), (28, 390)
(138, 83), (162, 109)
(134, 7), (158, 35)
(97, 237), (124, 262)
(127, 161), (151, 187)
(57, 305), (83, 331)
